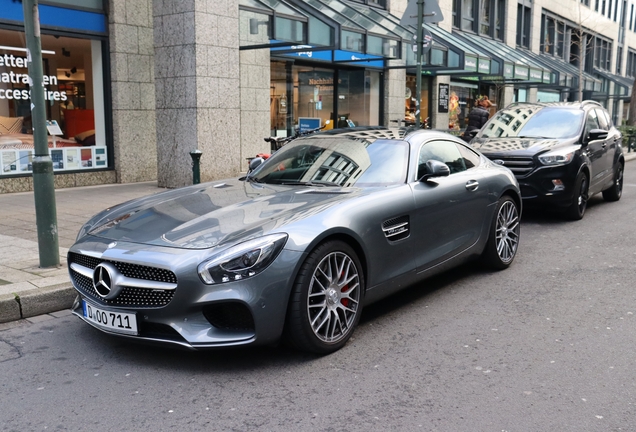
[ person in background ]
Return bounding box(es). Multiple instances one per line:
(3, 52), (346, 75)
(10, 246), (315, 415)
(461, 96), (492, 142)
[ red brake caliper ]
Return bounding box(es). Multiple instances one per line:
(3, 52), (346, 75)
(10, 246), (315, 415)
(340, 271), (349, 307)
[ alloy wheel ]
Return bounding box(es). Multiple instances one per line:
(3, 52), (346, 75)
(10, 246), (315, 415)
(307, 251), (360, 343)
(495, 200), (520, 263)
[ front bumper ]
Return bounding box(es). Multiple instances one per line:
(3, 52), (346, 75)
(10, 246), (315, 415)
(68, 236), (304, 350)
(515, 164), (581, 209)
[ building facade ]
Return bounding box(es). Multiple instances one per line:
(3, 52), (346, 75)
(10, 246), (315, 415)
(0, 0), (634, 193)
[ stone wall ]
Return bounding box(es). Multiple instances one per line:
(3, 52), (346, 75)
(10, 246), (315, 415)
(153, 0), (240, 188)
(110, 0), (157, 183)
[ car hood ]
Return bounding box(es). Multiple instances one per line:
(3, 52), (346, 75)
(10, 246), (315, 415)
(83, 179), (357, 249)
(470, 137), (571, 154)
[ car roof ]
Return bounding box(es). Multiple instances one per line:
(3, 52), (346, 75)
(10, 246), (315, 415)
(504, 100), (603, 111)
(312, 127), (461, 143)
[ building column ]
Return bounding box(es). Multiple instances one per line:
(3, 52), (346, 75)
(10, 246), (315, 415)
(109, 0), (157, 183)
(153, 0), (240, 188)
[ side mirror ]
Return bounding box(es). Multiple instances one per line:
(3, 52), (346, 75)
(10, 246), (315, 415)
(419, 159), (451, 182)
(587, 128), (608, 142)
(248, 157), (264, 173)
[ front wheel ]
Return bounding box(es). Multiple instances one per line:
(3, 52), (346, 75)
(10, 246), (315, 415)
(602, 162), (623, 202)
(565, 172), (589, 221)
(481, 196), (520, 270)
(284, 240), (364, 354)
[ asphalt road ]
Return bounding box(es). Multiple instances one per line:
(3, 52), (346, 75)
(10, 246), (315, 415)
(1, 167), (635, 431)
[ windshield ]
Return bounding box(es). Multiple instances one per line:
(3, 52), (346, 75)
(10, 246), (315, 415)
(479, 107), (584, 139)
(249, 136), (409, 187)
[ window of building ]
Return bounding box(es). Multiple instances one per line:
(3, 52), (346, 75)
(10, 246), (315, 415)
(594, 37), (613, 70)
(581, 0), (590, 5)
(517, 2), (532, 48)
(0, 28), (108, 177)
(626, 49), (636, 76)
(452, 0), (505, 40)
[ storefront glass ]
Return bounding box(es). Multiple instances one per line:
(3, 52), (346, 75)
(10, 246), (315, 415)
(449, 81), (479, 130)
(405, 75), (430, 126)
(0, 28), (107, 176)
(270, 61), (380, 136)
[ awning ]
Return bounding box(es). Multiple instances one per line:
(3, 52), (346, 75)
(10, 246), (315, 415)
(593, 69), (633, 99)
(453, 33), (552, 85)
(239, 0), (413, 66)
(524, 51), (601, 92)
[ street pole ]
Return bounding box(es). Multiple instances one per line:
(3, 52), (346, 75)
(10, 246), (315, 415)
(415, 0), (424, 129)
(22, 0), (60, 268)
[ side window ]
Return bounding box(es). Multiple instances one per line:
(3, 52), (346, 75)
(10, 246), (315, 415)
(584, 111), (600, 138)
(457, 143), (481, 169)
(417, 140), (466, 179)
(595, 108), (609, 130)
(602, 109), (613, 129)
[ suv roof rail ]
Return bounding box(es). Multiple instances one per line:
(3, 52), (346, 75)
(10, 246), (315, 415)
(581, 100), (603, 108)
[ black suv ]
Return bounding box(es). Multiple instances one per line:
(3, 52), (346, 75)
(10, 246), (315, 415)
(470, 101), (624, 220)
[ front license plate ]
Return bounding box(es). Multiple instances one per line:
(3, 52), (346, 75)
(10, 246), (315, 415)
(82, 300), (138, 335)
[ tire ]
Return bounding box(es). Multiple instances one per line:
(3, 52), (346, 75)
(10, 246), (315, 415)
(481, 196), (520, 270)
(565, 172), (588, 221)
(284, 240), (364, 354)
(602, 162), (623, 202)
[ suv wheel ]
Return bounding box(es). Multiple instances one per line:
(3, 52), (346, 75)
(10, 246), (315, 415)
(602, 162), (623, 202)
(565, 172), (588, 221)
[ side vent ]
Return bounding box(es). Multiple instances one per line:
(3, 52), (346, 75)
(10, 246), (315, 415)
(382, 215), (410, 241)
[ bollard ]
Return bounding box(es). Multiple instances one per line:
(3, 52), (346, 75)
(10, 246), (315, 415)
(190, 150), (202, 185)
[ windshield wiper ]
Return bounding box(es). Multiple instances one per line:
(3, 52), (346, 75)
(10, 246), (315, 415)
(516, 135), (552, 139)
(277, 180), (341, 187)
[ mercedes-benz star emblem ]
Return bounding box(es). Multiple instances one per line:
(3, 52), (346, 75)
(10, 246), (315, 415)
(92, 262), (121, 299)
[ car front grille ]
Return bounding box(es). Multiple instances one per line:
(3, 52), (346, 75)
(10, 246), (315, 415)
(488, 155), (536, 177)
(68, 252), (177, 308)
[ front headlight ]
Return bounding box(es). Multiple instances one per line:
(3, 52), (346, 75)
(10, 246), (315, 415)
(198, 233), (288, 284)
(538, 146), (579, 166)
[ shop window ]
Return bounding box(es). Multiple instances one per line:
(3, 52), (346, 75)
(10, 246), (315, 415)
(338, 70), (380, 127)
(0, 29), (107, 176)
(405, 75), (430, 127)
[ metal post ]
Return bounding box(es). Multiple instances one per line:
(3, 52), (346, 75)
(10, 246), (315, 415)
(190, 150), (202, 185)
(23, 0), (60, 268)
(415, 0), (424, 129)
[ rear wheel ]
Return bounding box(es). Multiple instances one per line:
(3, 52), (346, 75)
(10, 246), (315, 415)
(565, 172), (588, 221)
(284, 240), (364, 354)
(481, 196), (520, 270)
(602, 162), (623, 202)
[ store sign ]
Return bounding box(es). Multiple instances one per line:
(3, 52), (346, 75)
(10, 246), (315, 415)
(503, 63), (514, 79)
(478, 59), (490, 74)
(464, 56), (478, 72)
(0, 49), (67, 102)
(529, 69), (543, 81)
(438, 83), (449, 113)
(515, 65), (529, 80)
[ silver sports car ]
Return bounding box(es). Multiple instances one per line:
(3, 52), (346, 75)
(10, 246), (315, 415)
(68, 128), (521, 354)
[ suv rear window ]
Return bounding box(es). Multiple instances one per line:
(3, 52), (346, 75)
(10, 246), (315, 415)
(480, 107), (584, 139)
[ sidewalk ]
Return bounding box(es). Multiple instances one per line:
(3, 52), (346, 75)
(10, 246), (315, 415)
(2, 151), (636, 324)
(0, 181), (166, 323)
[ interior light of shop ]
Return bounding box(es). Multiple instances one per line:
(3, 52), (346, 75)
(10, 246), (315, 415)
(0, 45), (55, 55)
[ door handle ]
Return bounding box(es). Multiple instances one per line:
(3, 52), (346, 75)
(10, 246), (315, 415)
(465, 180), (479, 191)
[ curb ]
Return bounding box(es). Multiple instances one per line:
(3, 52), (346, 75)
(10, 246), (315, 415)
(0, 283), (76, 324)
